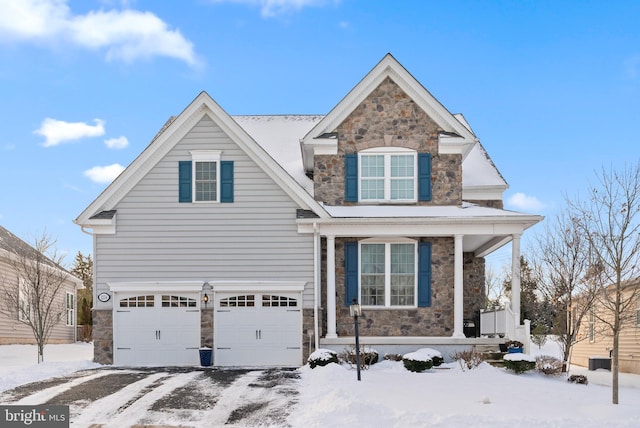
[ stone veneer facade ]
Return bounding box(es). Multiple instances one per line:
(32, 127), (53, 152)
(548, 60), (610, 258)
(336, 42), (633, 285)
(313, 77), (489, 340)
(93, 309), (113, 364)
(321, 237), (485, 337)
(314, 77), (462, 207)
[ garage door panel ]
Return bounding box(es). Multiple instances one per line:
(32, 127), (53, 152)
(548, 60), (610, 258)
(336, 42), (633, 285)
(113, 292), (201, 366)
(214, 293), (302, 367)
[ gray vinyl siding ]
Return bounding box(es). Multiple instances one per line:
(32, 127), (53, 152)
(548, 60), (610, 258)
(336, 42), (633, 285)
(0, 258), (77, 344)
(94, 115), (314, 308)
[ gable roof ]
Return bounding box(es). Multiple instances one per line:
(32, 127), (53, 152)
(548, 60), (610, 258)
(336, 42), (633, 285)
(300, 53), (478, 171)
(0, 225), (82, 286)
(75, 92), (330, 227)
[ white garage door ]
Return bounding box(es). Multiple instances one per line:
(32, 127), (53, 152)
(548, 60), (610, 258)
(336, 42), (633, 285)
(214, 292), (302, 367)
(113, 293), (201, 366)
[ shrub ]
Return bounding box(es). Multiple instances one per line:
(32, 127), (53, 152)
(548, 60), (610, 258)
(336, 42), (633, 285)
(308, 349), (338, 369)
(402, 355), (433, 372)
(536, 355), (563, 375)
(452, 349), (485, 370)
(414, 348), (444, 367)
(503, 353), (536, 374)
(384, 353), (403, 362)
(568, 374), (588, 385)
(339, 346), (379, 369)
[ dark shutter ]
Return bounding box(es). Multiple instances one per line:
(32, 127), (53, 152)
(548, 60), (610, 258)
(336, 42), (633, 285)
(344, 241), (359, 306)
(417, 241), (432, 307)
(220, 161), (234, 203)
(344, 154), (358, 202)
(418, 153), (432, 201)
(178, 161), (192, 203)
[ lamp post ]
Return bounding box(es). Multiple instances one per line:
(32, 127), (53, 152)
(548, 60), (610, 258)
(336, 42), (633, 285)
(350, 299), (362, 381)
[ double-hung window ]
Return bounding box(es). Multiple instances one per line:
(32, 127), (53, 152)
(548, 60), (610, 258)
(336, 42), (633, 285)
(66, 292), (75, 326)
(360, 240), (417, 307)
(359, 148), (417, 202)
(179, 151), (234, 203)
(18, 279), (30, 322)
(588, 310), (596, 343)
(191, 151), (221, 202)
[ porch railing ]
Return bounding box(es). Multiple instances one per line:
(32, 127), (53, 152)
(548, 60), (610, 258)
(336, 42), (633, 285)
(480, 306), (516, 339)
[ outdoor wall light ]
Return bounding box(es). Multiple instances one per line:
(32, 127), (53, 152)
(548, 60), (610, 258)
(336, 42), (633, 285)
(202, 281), (213, 308)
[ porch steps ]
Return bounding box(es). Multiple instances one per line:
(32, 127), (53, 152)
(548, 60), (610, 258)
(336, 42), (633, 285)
(473, 344), (506, 367)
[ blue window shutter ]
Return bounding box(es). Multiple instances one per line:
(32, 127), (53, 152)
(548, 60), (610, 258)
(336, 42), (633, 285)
(344, 154), (358, 202)
(418, 153), (432, 201)
(220, 161), (234, 203)
(417, 242), (432, 307)
(178, 161), (192, 203)
(344, 241), (358, 306)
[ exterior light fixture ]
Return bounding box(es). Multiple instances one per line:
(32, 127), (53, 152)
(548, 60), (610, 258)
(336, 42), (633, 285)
(350, 298), (362, 381)
(202, 281), (213, 308)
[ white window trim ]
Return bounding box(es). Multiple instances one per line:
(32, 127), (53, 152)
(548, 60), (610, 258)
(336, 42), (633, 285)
(358, 147), (417, 203)
(588, 310), (596, 343)
(636, 299), (640, 328)
(66, 292), (75, 326)
(18, 278), (29, 322)
(190, 150), (221, 203)
(358, 237), (418, 308)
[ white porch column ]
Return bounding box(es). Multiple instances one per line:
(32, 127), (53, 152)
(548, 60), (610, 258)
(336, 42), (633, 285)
(511, 233), (522, 327)
(326, 235), (337, 338)
(452, 234), (465, 338)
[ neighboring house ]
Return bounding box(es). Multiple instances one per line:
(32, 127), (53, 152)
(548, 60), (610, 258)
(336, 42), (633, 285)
(0, 225), (83, 344)
(571, 278), (640, 374)
(75, 54), (542, 367)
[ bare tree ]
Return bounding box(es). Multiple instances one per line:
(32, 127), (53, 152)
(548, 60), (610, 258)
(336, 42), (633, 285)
(569, 163), (640, 404)
(484, 265), (504, 308)
(0, 233), (70, 363)
(532, 210), (598, 369)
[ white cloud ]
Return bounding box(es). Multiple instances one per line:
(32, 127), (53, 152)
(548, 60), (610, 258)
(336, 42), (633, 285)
(104, 136), (129, 149)
(83, 163), (125, 183)
(35, 118), (105, 147)
(209, 0), (339, 17)
(0, 0), (197, 66)
(506, 192), (544, 212)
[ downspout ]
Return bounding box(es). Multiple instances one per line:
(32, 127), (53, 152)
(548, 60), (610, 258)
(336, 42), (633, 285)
(313, 222), (320, 351)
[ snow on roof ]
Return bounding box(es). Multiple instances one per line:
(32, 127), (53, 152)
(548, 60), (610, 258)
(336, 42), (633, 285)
(233, 114), (506, 197)
(323, 202), (533, 219)
(232, 115), (323, 195)
(462, 141), (508, 188)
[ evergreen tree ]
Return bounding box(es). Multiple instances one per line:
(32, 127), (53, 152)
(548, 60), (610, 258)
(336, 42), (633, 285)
(70, 252), (93, 327)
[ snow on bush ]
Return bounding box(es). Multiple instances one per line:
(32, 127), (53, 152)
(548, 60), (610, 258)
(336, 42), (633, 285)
(308, 348), (339, 369)
(452, 349), (485, 370)
(402, 348), (443, 372)
(340, 346), (379, 369)
(503, 352), (536, 374)
(535, 355), (563, 375)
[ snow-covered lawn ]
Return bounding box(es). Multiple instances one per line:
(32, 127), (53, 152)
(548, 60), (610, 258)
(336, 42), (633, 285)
(1, 340), (639, 427)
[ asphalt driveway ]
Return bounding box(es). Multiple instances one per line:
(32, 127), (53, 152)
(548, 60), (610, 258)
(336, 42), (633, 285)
(0, 367), (300, 427)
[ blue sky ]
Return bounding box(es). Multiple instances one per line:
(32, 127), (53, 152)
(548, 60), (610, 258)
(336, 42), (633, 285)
(0, 0), (639, 269)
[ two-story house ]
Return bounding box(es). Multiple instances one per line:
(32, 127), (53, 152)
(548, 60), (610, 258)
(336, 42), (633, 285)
(75, 54), (542, 367)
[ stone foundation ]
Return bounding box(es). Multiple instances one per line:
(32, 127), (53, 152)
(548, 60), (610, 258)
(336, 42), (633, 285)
(92, 309), (113, 364)
(201, 307), (213, 348)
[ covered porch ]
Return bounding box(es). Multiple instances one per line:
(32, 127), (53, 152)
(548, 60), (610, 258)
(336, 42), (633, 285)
(297, 203), (542, 356)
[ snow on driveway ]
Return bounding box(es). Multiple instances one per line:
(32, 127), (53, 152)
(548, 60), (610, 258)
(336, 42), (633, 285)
(0, 367), (300, 427)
